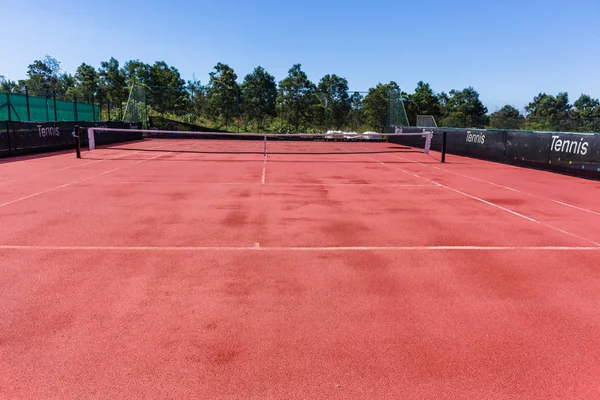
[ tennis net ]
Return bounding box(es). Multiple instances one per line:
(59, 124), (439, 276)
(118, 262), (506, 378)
(82, 128), (447, 161)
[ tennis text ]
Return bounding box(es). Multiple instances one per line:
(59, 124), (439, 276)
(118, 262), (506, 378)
(551, 135), (589, 156)
(466, 131), (485, 144)
(37, 126), (60, 138)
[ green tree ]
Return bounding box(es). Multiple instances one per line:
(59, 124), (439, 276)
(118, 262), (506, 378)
(207, 63), (239, 128)
(572, 94), (600, 132)
(123, 60), (151, 87)
(21, 55), (62, 98)
(408, 81), (442, 123)
(145, 61), (188, 115)
(98, 57), (127, 117)
(73, 63), (99, 102)
(439, 87), (488, 128)
(362, 81), (400, 132)
(437, 92), (449, 110)
(348, 92), (364, 131)
(241, 66), (277, 130)
(188, 78), (207, 122)
(278, 64), (316, 131)
(489, 105), (524, 129)
(317, 74), (351, 130)
(0, 76), (20, 93)
(524, 92), (571, 131)
(57, 73), (76, 100)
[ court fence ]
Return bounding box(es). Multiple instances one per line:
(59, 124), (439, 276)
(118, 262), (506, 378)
(389, 126), (600, 179)
(0, 92), (100, 122)
(409, 114), (600, 133)
(0, 121), (141, 158)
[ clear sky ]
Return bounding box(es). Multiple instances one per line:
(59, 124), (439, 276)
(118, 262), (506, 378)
(1, 0), (599, 112)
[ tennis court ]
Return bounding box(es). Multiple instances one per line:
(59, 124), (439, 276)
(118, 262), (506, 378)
(1, 132), (600, 399)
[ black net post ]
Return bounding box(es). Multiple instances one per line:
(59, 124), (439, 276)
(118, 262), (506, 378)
(25, 86), (31, 121)
(74, 125), (81, 158)
(441, 131), (447, 163)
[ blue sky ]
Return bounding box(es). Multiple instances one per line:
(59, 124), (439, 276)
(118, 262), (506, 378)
(1, 0), (599, 112)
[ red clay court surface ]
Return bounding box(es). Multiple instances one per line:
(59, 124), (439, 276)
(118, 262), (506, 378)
(1, 138), (600, 399)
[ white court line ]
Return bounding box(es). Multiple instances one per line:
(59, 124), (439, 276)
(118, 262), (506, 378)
(79, 181), (441, 188)
(0, 149), (146, 186)
(440, 183), (600, 246)
(392, 152), (600, 217)
(0, 139), (172, 187)
(370, 154), (538, 222)
(369, 157), (438, 183)
(0, 140), (198, 208)
(438, 184), (538, 223)
(369, 153), (600, 247)
(0, 245), (599, 251)
(0, 166), (124, 207)
(370, 155), (536, 221)
(434, 166), (600, 216)
(261, 159), (267, 184)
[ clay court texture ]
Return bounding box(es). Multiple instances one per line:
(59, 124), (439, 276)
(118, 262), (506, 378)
(1, 136), (600, 399)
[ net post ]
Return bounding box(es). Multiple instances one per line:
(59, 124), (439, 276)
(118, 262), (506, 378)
(88, 127), (96, 150)
(263, 135), (267, 158)
(441, 131), (447, 163)
(74, 125), (81, 158)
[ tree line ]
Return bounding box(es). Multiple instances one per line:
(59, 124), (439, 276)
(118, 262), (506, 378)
(1, 55), (599, 133)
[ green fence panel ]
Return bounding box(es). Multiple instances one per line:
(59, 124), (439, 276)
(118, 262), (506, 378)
(0, 92), (98, 122)
(55, 99), (75, 121)
(28, 95), (53, 121)
(76, 102), (97, 121)
(0, 93), (8, 121)
(8, 94), (28, 121)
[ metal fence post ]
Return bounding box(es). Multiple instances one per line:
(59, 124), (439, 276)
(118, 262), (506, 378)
(74, 95), (78, 121)
(6, 93), (11, 122)
(386, 90), (391, 130)
(25, 86), (31, 121)
(236, 88), (240, 133)
(143, 93), (148, 129)
(91, 95), (96, 121)
(6, 118), (12, 155)
(53, 91), (58, 121)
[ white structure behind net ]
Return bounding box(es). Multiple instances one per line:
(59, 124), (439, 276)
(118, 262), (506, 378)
(416, 115), (438, 128)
